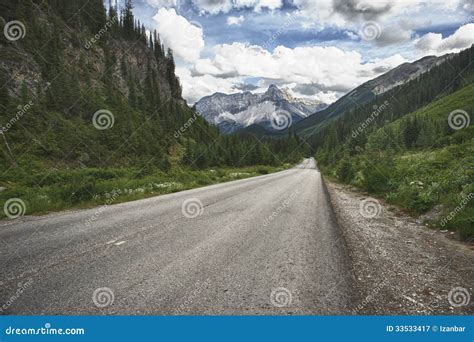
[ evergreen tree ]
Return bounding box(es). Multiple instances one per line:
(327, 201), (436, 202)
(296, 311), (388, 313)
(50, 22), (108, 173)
(121, 0), (134, 39)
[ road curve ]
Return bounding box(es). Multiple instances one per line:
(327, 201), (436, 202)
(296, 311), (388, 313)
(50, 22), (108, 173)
(0, 158), (356, 315)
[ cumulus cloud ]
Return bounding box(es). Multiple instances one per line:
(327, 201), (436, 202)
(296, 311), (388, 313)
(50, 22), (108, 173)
(177, 67), (241, 104)
(292, 0), (462, 46)
(193, 0), (233, 14)
(152, 8), (205, 62)
(153, 0), (283, 14)
(375, 25), (413, 46)
(233, 83), (260, 91)
(227, 15), (245, 26)
(146, 0), (179, 8)
(236, 0), (283, 12)
(180, 42), (406, 103)
(458, 0), (474, 13)
(293, 0), (458, 24)
(332, 0), (392, 21)
(414, 23), (474, 55)
(148, 0), (471, 105)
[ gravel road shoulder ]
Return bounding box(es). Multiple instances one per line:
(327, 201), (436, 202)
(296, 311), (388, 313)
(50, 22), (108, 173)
(326, 181), (474, 315)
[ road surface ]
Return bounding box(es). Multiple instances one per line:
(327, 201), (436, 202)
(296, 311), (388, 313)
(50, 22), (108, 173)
(0, 158), (356, 315)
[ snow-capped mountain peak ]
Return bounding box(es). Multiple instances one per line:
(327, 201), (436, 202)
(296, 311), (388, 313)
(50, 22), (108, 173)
(194, 85), (327, 134)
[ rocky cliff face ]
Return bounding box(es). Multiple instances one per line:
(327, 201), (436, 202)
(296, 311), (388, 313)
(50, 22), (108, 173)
(0, 0), (201, 171)
(369, 54), (453, 95)
(0, 5), (179, 104)
(195, 84), (327, 133)
(1, 40), (175, 102)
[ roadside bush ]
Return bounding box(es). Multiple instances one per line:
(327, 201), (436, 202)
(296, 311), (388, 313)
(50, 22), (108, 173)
(360, 157), (394, 193)
(336, 159), (355, 183)
(391, 183), (435, 213)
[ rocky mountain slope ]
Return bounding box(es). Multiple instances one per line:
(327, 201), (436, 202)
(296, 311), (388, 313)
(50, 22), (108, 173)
(0, 0), (215, 172)
(291, 52), (455, 136)
(0, 0), (305, 180)
(0, 3), (179, 105)
(195, 84), (326, 133)
(313, 45), (473, 241)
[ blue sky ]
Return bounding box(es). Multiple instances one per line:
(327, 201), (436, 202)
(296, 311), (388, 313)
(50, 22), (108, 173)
(126, 0), (473, 104)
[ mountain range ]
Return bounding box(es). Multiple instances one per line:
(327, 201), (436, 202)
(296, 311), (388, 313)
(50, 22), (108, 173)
(291, 53), (454, 136)
(195, 52), (454, 136)
(1, 0), (307, 176)
(194, 84), (327, 134)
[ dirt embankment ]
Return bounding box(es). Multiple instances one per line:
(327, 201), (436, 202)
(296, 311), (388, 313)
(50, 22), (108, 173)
(326, 181), (474, 315)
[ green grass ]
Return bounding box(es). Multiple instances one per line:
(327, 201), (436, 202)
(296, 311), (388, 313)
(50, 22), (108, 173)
(320, 85), (474, 241)
(324, 142), (473, 241)
(0, 164), (290, 219)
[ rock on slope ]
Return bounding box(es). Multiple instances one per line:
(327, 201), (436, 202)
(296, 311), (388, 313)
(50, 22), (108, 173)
(194, 84), (327, 134)
(292, 53), (454, 135)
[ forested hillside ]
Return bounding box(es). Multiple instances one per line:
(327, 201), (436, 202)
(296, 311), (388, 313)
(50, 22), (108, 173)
(312, 46), (474, 240)
(0, 0), (303, 216)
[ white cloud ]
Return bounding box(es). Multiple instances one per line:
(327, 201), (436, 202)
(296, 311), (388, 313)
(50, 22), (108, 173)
(177, 67), (240, 104)
(292, 0), (465, 46)
(146, 0), (179, 8)
(161, 0), (283, 14)
(227, 15), (245, 26)
(147, 0), (472, 105)
(193, 0), (233, 14)
(152, 8), (205, 62)
(414, 23), (474, 55)
(183, 42), (407, 103)
(345, 31), (359, 40)
(292, 0), (459, 24)
(236, 0), (283, 12)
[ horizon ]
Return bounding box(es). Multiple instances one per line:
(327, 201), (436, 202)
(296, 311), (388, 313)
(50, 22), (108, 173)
(126, 0), (474, 104)
(1, 0), (473, 331)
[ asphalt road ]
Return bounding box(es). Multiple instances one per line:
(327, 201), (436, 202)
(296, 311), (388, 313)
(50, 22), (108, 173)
(0, 158), (356, 315)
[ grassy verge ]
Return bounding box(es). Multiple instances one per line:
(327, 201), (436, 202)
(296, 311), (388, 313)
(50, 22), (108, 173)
(0, 164), (290, 219)
(317, 85), (474, 241)
(320, 141), (473, 240)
